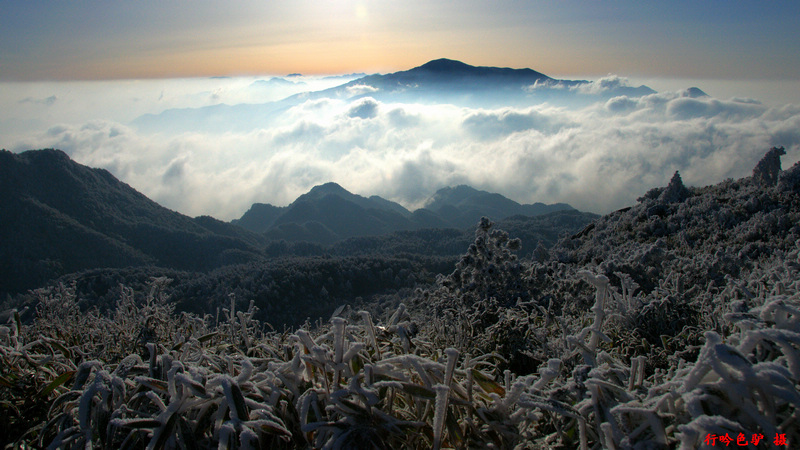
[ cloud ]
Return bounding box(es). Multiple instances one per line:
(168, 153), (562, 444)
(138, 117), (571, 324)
(386, 149), (466, 206)
(162, 157), (186, 184)
(5, 79), (800, 221)
(604, 96), (639, 114)
(665, 97), (766, 120)
(524, 79), (568, 92)
(346, 97), (380, 119)
(461, 107), (568, 140)
(387, 107), (421, 128)
(346, 84), (379, 96)
(571, 75), (632, 94)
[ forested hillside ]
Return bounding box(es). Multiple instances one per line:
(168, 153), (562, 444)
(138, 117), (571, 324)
(0, 149), (266, 297)
(2, 209), (593, 330)
(0, 149), (591, 304)
(2, 147), (797, 448)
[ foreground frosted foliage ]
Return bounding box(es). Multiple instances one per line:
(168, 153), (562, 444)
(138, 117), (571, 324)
(2, 148), (799, 448)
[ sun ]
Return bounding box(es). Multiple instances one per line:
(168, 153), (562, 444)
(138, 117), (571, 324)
(355, 3), (369, 21)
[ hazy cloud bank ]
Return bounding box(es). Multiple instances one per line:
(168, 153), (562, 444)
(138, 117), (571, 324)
(4, 78), (799, 221)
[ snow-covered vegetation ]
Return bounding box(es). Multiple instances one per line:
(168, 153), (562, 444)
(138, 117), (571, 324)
(2, 148), (799, 448)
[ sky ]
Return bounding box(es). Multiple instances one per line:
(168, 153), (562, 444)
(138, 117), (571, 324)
(2, 1), (800, 221)
(3, 1), (800, 81)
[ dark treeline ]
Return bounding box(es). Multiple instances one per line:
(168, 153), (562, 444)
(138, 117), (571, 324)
(6, 254), (456, 329)
(262, 209), (596, 259)
(172, 254), (456, 328)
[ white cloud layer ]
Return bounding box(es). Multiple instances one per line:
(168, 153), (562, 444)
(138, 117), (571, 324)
(3, 77), (799, 221)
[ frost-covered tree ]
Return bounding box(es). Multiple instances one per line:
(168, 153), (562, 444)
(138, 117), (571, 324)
(658, 170), (690, 203)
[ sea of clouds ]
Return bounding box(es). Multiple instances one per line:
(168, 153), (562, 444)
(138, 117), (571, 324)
(2, 75), (799, 221)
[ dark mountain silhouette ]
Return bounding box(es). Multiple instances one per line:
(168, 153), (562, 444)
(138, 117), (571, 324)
(294, 182), (411, 216)
(234, 182), (575, 243)
(264, 183), (413, 244)
(354, 58), (552, 92)
(234, 183), (416, 242)
(421, 185), (574, 229)
(321, 58), (655, 107)
(0, 149), (266, 298)
(232, 203), (286, 233)
(322, 58), (565, 107)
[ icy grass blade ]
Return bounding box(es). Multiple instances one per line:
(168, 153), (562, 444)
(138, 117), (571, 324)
(471, 369), (505, 397)
(359, 311), (381, 359)
(432, 384), (450, 450)
(147, 408), (179, 450)
(222, 376), (249, 421)
(41, 370), (75, 397)
(443, 348), (458, 389)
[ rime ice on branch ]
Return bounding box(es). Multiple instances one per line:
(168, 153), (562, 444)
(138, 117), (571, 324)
(753, 146), (786, 187)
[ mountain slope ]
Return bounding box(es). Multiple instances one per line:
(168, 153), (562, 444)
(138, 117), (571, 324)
(0, 149), (266, 297)
(232, 203), (286, 234)
(553, 148), (800, 286)
(266, 183), (413, 244)
(422, 185), (574, 228)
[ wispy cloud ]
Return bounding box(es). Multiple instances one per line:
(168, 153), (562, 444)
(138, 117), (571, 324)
(346, 84), (380, 96)
(570, 75), (631, 95)
(19, 95), (57, 106)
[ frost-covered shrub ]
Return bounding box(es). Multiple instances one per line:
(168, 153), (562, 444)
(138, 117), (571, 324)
(4, 282), (529, 448)
(409, 217), (562, 373)
(778, 159), (800, 193)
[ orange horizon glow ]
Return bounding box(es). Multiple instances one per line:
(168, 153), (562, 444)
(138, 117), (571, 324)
(2, 1), (799, 82)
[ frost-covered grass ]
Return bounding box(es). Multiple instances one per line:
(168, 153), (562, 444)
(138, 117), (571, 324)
(2, 148), (800, 449)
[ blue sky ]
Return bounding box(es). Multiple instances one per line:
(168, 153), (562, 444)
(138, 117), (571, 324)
(2, 1), (799, 80)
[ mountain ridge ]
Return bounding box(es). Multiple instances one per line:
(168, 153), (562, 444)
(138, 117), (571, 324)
(388, 57), (552, 84)
(132, 58), (658, 133)
(233, 181), (575, 242)
(1, 149), (587, 297)
(324, 58), (655, 107)
(0, 149), (267, 297)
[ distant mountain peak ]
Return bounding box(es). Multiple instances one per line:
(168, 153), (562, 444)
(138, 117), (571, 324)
(289, 182), (411, 217)
(11, 147), (71, 162)
(683, 87), (709, 98)
(305, 182), (351, 199)
(315, 181), (347, 191)
(421, 184), (574, 228)
(418, 58), (474, 72)
(405, 58), (550, 81)
(427, 185), (482, 205)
